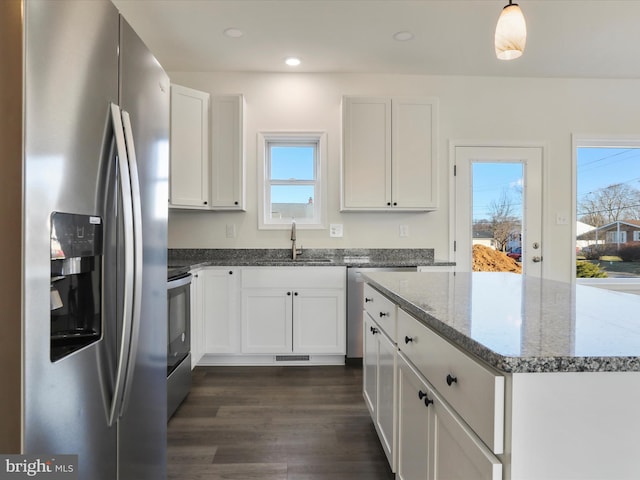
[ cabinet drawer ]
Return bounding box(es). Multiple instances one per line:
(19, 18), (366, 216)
(397, 309), (504, 454)
(242, 266), (345, 289)
(363, 284), (396, 341)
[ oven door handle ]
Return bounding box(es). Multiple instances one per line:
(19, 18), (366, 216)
(168, 274), (192, 290)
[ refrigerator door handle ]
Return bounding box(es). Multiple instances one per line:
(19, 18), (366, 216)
(108, 102), (135, 427)
(119, 110), (143, 418)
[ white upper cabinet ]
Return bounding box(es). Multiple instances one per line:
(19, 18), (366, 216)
(170, 84), (210, 209)
(210, 95), (245, 210)
(170, 87), (245, 210)
(342, 96), (438, 211)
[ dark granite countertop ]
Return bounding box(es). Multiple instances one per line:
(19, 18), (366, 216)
(363, 271), (640, 374)
(168, 248), (454, 269)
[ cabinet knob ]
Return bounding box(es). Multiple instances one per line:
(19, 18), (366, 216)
(294, 292), (298, 296)
(393, 202), (397, 206)
(203, 201), (208, 205)
(364, 297), (373, 303)
(287, 291), (292, 296)
(234, 201), (239, 205)
(418, 390), (433, 407)
(228, 270), (233, 275)
(387, 202), (391, 206)
(370, 326), (379, 335)
(446, 374), (458, 386)
(405, 336), (413, 344)
(379, 312), (389, 318)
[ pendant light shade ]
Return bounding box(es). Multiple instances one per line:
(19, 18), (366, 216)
(495, 1), (527, 60)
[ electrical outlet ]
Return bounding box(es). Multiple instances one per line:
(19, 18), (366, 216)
(226, 224), (236, 238)
(399, 225), (409, 237)
(330, 224), (343, 237)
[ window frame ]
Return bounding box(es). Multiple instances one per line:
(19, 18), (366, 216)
(572, 135), (640, 289)
(257, 131), (327, 230)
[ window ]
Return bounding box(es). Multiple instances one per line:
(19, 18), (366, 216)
(258, 132), (327, 229)
(574, 137), (640, 282)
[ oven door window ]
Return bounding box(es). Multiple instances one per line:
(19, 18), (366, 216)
(167, 280), (190, 375)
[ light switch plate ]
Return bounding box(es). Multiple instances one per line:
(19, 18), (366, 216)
(399, 225), (409, 237)
(330, 224), (343, 237)
(226, 224), (236, 238)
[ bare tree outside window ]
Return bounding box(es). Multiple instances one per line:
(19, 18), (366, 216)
(578, 183), (640, 225)
(488, 189), (520, 252)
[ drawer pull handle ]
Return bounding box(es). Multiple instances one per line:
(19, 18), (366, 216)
(418, 390), (433, 407)
(405, 336), (413, 344)
(365, 297), (373, 303)
(379, 312), (389, 318)
(446, 374), (458, 386)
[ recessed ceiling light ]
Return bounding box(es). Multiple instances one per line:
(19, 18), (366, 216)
(285, 57), (301, 67)
(393, 31), (414, 42)
(223, 28), (244, 38)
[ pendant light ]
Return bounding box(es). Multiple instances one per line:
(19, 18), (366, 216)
(494, 0), (527, 60)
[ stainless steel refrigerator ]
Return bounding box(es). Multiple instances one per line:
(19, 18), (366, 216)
(0, 1), (169, 479)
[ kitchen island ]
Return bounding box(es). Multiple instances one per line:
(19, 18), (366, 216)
(362, 271), (640, 480)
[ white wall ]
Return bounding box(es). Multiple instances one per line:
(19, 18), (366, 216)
(167, 71), (640, 282)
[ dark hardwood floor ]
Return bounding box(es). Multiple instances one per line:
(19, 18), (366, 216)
(167, 363), (395, 480)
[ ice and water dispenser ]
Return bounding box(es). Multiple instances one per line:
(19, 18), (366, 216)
(50, 212), (103, 361)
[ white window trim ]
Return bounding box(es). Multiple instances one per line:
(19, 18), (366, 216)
(572, 134), (640, 287)
(257, 131), (328, 230)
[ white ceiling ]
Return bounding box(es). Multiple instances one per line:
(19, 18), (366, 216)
(112, 0), (640, 78)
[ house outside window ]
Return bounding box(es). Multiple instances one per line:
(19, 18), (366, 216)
(258, 132), (327, 229)
(574, 137), (640, 284)
(606, 231), (627, 244)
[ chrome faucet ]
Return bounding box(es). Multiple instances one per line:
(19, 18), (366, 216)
(291, 220), (303, 260)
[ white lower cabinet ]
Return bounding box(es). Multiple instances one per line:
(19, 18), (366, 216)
(364, 283), (502, 480)
(241, 288), (293, 353)
(241, 267), (346, 358)
(397, 354), (431, 480)
(201, 267), (240, 354)
(397, 353), (502, 480)
(363, 312), (397, 472)
(190, 267), (240, 367)
(431, 391), (502, 480)
(190, 268), (204, 368)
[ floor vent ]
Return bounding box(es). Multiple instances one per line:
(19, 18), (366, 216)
(276, 355), (310, 362)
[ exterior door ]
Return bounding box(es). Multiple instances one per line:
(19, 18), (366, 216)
(454, 146), (544, 277)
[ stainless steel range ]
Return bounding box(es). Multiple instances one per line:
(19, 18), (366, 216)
(167, 267), (192, 419)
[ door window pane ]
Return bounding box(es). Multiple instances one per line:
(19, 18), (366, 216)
(472, 162), (523, 273)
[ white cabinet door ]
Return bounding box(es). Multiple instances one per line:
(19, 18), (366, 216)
(342, 96), (438, 211)
(391, 98), (438, 209)
(170, 84), (210, 208)
(210, 95), (245, 210)
(377, 327), (397, 472)
(241, 289), (293, 353)
(190, 270), (204, 368)
(397, 354), (432, 480)
(431, 388), (502, 480)
(293, 288), (345, 354)
(363, 313), (378, 415)
(200, 268), (240, 354)
(342, 96), (391, 209)
(364, 312), (397, 472)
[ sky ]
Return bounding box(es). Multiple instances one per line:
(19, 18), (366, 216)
(472, 162), (524, 221)
(576, 147), (640, 219)
(472, 148), (640, 222)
